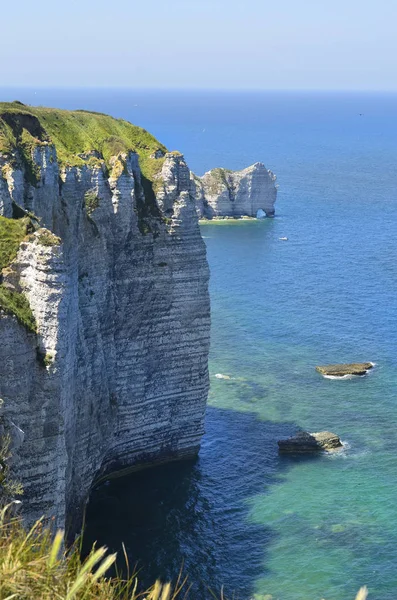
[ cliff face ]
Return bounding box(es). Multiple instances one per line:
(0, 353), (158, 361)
(0, 104), (210, 532)
(192, 162), (277, 219)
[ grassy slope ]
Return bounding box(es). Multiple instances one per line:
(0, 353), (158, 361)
(0, 216), (36, 332)
(0, 101), (168, 185)
(0, 216), (29, 271)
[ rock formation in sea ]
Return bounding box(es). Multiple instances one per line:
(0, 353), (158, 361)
(0, 103), (210, 532)
(315, 363), (374, 377)
(278, 431), (343, 453)
(192, 162), (277, 219)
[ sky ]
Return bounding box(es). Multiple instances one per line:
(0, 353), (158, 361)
(2, 0), (396, 90)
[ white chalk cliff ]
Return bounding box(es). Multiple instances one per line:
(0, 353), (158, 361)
(192, 162), (277, 219)
(0, 105), (210, 532)
(0, 104), (278, 534)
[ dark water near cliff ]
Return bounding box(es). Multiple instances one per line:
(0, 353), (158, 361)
(2, 88), (397, 599)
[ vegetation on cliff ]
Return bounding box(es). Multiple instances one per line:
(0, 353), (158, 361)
(84, 190), (101, 216)
(0, 287), (36, 332)
(0, 432), (23, 501)
(0, 216), (36, 332)
(0, 215), (29, 271)
(0, 101), (168, 189)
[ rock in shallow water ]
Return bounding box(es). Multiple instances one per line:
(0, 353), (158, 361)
(315, 363), (373, 377)
(278, 431), (343, 453)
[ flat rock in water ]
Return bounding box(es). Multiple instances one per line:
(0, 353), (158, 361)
(315, 362), (373, 377)
(278, 431), (343, 453)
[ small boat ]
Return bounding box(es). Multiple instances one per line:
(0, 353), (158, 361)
(279, 237), (288, 241)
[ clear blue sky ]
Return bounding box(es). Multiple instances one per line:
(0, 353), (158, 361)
(2, 0), (396, 90)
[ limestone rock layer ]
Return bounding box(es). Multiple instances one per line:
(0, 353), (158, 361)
(0, 138), (210, 531)
(192, 162), (277, 219)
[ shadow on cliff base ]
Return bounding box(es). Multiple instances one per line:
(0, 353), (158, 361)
(82, 407), (313, 599)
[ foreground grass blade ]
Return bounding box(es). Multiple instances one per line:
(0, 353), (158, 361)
(65, 546), (110, 599)
(47, 530), (64, 568)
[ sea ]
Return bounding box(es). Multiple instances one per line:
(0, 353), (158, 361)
(1, 88), (397, 600)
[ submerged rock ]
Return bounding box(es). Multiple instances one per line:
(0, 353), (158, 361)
(278, 431), (343, 453)
(316, 363), (373, 377)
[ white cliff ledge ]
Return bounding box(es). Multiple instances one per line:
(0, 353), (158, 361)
(192, 162), (277, 219)
(0, 103), (210, 533)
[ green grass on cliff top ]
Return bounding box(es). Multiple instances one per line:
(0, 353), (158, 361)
(0, 101), (168, 182)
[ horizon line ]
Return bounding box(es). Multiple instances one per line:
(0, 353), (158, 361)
(0, 85), (397, 94)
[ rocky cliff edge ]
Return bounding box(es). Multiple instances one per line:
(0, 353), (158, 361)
(0, 103), (210, 533)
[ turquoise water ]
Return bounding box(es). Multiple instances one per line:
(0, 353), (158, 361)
(2, 89), (397, 598)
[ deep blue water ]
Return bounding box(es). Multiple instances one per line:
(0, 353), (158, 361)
(2, 88), (397, 599)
